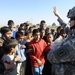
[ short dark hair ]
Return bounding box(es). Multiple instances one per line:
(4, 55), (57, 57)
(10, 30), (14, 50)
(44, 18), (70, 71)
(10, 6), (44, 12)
(7, 20), (14, 25)
(29, 26), (33, 30)
(40, 20), (46, 24)
(57, 26), (62, 31)
(33, 29), (39, 35)
(18, 27), (24, 31)
(1, 26), (11, 35)
(23, 22), (29, 26)
(20, 23), (24, 27)
(3, 39), (18, 54)
(16, 31), (24, 39)
(24, 30), (30, 36)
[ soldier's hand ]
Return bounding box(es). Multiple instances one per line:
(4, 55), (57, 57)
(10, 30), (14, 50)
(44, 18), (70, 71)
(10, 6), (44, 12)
(53, 6), (60, 18)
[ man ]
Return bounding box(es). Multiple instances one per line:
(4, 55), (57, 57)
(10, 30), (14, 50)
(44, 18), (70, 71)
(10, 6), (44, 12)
(47, 6), (75, 75)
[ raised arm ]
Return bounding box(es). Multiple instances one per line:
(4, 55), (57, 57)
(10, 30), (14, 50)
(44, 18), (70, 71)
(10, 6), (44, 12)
(53, 6), (60, 18)
(53, 6), (67, 28)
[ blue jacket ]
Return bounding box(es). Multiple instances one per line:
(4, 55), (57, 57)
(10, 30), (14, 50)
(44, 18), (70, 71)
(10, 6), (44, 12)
(16, 43), (26, 63)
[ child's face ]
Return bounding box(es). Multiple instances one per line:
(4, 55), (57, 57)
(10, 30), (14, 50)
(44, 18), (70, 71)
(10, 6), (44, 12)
(4, 31), (12, 39)
(40, 22), (45, 29)
(9, 23), (14, 30)
(25, 25), (29, 30)
(12, 45), (18, 53)
(33, 32), (40, 41)
(20, 30), (25, 35)
(47, 34), (53, 43)
(17, 36), (24, 43)
(40, 30), (45, 38)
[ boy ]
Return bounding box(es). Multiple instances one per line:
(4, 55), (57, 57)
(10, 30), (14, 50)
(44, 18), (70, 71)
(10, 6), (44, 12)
(7, 20), (17, 38)
(0, 26), (14, 74)
(39, 28), (45, 39)
(0, 26), (12, 40)
(2, 39), (21, 75)
(29, 29), (50, 75)
(15, 31), (26, 75)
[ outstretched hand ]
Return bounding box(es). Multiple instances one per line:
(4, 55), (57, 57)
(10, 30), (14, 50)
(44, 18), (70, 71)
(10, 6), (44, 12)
(53, 6), (60, 18)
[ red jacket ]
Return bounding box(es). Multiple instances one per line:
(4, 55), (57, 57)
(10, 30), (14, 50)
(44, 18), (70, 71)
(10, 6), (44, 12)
(29, 39), (50, 67)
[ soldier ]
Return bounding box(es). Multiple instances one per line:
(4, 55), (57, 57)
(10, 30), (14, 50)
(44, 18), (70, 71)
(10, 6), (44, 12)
(47, 6), (75, 75)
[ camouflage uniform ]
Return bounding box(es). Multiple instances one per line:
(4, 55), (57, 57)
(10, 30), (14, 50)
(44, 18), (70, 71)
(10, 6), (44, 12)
(47, 6), (75, 75)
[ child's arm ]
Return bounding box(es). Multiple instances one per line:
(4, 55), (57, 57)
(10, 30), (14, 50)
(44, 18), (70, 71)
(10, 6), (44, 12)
(36, 58), (42, 67)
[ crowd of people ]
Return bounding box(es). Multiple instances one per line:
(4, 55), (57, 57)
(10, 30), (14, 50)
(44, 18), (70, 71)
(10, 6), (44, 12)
(0, 6), (75, 75)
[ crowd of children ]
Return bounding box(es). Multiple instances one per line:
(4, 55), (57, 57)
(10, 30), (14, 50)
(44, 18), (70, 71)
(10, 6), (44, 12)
(0, 19), (67, 75)
(0, 7), (68, 75)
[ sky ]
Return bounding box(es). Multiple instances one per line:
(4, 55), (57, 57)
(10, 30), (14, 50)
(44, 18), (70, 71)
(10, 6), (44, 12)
(0, 0), (75, 26)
